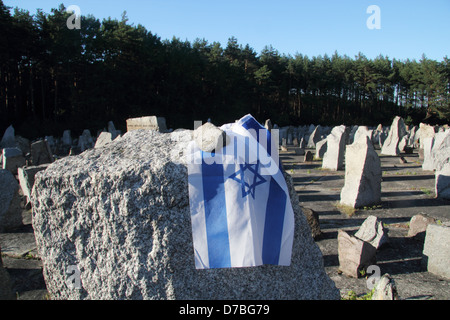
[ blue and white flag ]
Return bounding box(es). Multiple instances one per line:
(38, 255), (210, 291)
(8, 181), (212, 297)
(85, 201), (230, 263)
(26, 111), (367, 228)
(187, 114), (295, 269)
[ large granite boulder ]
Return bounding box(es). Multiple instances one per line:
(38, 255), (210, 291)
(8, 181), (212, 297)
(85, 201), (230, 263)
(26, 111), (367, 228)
(31, 129), (339, 300)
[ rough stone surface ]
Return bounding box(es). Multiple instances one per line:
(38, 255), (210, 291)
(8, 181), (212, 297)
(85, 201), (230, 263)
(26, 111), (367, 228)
(337, 230), (377, 278)
(372, 274), (398, 300)
(301, 208), (322, 240)
(62, 130), (72, 146)
(381, 116), (407, 156)
(193, 122), (226, 153)
(0, 169), (23, 232)
(314, 139), (327, 159)
(18, 164), (49, 205)
(322, 125), (346, 171)
(31, 140), (54, 166)
(94, 132), (113, 149)
(422, 137), (435, 171)
(2, 147), (25, 174)
(422, 224), (450, 280)
(126, 116), (167, 132)
(31, 129), (339, 300)
(430, 130), (450, 172)
(0, 125), (16, 149)
(354, 215), (388, 249)
(340, 136), (381, 208)
(407, 214), (436, 238)
(307, 126), (321, 148)
(435, 163), (450, 200)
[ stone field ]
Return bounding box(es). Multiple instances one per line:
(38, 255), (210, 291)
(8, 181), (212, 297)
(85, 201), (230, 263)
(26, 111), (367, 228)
(282, 146), (450, 299)
(1, 116), (450, 300)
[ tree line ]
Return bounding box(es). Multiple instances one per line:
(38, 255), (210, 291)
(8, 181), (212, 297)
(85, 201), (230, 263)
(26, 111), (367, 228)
(1, 2), (449, 139)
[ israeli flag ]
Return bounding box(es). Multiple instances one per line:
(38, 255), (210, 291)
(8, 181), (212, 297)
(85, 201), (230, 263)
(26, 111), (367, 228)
(187, 114), (295, 269)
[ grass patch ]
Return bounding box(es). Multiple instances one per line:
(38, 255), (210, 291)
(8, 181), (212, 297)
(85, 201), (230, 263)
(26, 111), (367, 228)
(342, 289), (375, 300)
(335, 202), (357, 217)
(420, 188), (434, 196)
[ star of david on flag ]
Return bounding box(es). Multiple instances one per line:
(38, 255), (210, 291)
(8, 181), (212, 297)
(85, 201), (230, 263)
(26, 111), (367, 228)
(187, 114), (295, 269)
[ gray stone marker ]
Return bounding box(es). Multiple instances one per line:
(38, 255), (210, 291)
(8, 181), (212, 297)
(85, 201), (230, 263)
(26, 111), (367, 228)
(31, 140), (54, 166)
(94, 132), (113, 149)
(340, 136), (381, 208)
(314, 139), (327, 159)
(126, 116), (168, 133)
(322, 125), (346, 171)
(31, 129), (339, 300)
(381, 116), (407, 156)
(407, 214), (436, 238)
(422, 224), (450, 280)
(0, 169), (23, 232)
(354, 215), (388, 249)
(372, 274), (398, 300)
(435, 163), (450, 200)
(2, 147), (25, 174)
(62, 130), (72, 146)
(0, 125), (16, 149)
(337, 229), (377, 278)
(307, 125), (321, 148)
(18, 164), (49, 205)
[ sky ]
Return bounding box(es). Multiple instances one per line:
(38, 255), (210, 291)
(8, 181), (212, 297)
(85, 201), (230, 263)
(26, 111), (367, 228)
(5, 0), (450, 61)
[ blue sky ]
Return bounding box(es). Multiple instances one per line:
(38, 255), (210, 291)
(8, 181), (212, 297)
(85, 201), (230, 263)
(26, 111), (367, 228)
(6, 0), (450, 61)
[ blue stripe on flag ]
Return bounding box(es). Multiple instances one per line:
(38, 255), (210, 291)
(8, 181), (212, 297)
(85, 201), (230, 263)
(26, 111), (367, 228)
(262, 177), (287, 265)
(201, 152), (231, 268)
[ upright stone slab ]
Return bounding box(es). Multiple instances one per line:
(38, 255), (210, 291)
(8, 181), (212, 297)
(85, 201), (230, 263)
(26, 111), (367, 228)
(307, 126), (321, 148)
(419, 123), (436, 149)
(435, 163), (450, 200)
(0, 169), (23, 232)
(381, 116), (407, 156)
(430, 130), (450, 172)
(340, 136), (381, 208)
(107, 121), (120, 140)
(422, 224), (450, 280)
(422, 137), (435, 171)
(2, 147), (25, 174)
(62, 130), (72, 146)
(337, 230), (377, 278)
(18, 164), (49, 205)
(31, 140), (54, 166)
(353, 126), (372, 145)
(0, 125), (16, 149)
(31, 129), (339, 300)
(126, 116), (168, 133)
(94, 132), (113, 149)
(315, 139), (327, 159)
(322, 125), (346, 171)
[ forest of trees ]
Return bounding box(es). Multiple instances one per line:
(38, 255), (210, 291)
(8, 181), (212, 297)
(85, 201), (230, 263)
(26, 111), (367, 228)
(1, 2), (449, 139)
